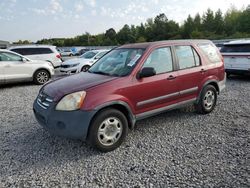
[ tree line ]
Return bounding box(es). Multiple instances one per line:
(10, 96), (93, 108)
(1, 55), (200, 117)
(15, 5), (250, 46)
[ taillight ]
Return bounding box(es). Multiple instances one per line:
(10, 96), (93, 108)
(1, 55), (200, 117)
(56, 54), (61, 59)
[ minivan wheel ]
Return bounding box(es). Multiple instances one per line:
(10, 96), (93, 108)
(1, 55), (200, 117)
(81, 65), (90, 72)
(88, 109), (128, 152)
(195, 85), (217, 114)
(34, 70), (50, 85)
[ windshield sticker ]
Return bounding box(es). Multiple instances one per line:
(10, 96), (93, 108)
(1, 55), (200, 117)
(127, 54), (141, 67)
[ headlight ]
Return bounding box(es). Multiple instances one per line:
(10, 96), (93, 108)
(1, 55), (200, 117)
(56, 91), (86, 111)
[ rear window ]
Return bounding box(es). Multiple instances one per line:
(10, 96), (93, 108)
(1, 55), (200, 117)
(220, 44), (250, 53)
(198, 43), (221, 63)
(11, 47), (53, 55)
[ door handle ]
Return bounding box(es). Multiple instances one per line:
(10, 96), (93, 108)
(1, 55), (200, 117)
(200, 69), (207, 73)
(167, 75), (176, 80)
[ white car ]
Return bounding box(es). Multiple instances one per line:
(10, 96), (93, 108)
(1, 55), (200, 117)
(0, 50), (54, 85)
(8, 45), (62, 68)
(58, 48), (74, 56)
(60, 50), (109, 73)
(220, 40), (250, 76)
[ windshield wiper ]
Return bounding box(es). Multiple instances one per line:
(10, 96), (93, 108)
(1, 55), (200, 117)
(90, 71), (111, 76)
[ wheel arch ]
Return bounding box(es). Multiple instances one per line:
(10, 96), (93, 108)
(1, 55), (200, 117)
(90, 101), (136, 131)
(196, 80), (219, 104)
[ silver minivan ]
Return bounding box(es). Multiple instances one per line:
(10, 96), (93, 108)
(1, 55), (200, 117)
(220, 40), (250, 76)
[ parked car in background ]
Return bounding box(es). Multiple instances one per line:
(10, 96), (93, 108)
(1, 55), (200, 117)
(8, 45), (62, 68)
(220, 40), (250, 76)
(60, 49), (109, 73)
(75, 48), (90, 56)
(58, 48), (74, 57)
(0, 49), (54, 85)
(33, 40), (226, 152)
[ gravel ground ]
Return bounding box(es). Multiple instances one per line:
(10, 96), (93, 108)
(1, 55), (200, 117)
(0, 76), (249, 187)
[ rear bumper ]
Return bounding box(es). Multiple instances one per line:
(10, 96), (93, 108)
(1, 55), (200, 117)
(33, 98), (96, 140)
(218, 74), (226, 93)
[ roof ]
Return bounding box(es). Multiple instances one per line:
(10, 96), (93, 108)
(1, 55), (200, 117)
(118, 39), (212, 49)
(9, 44), (56, 49)
(224, 40), (250, 45)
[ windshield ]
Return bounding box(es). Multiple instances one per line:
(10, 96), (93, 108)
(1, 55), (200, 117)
(80, 51), (97, 59)
(88, 48), (145, 77)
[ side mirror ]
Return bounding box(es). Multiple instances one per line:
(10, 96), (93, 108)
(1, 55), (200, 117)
(21, 57), (28, 62)
(137, 67), (156, 79)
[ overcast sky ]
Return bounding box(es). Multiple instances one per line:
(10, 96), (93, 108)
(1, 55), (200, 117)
(0, 0), (249, 42)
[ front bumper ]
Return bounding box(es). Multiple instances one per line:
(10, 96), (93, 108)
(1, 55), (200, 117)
(33, 98), (96, 140)
(60, 67), (78, 74)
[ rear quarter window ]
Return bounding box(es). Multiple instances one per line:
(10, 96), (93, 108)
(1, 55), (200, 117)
(198, 43), (221, 63)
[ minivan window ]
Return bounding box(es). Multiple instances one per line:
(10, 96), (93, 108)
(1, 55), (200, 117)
(175, 46), (200, 69)
(220, 44), (250, 53)
(198, 43), (221, 63)
(88, 48), (145, 77)
(142, 47), (173, 74)
(11, 48), (53, 55)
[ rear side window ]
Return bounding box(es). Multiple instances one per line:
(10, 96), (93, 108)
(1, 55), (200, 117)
(11, 47), (53, 55)
(143, 47), (173, 74)
(220, 44), (250, 53)
(175, 46), (200, 70)
(198, 43), (221, 63)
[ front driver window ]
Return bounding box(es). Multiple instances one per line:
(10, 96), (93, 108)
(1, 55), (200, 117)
(142, 47), (173, 74)
(0, 52), (22, 61)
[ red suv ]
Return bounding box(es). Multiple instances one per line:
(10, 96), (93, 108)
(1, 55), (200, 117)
(33, 40), (226, 152)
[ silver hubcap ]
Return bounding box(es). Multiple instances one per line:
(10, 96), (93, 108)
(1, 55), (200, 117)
(37, 72), (48, 84)
(97, 117), (123, 146)
(203, 90), (215, 110)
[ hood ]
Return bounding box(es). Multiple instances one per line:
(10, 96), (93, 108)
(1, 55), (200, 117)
(42, 72), (118, 101)
(63, 58), (89, 65)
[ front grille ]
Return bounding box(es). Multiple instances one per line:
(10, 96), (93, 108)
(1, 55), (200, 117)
(37, 92), (53, 110)
(61, 64), (77, 68)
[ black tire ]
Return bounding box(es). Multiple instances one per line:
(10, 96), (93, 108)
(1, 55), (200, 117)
(81, 65), (90, 72)
(195, 85), (217, 114)
(33, 69), (50, 85)
(87, 108), (128, 152)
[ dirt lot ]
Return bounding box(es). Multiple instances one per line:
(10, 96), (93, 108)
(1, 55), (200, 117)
(0, 76), (249, 187)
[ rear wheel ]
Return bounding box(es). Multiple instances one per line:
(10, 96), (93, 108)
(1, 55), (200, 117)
(81, 65), (90, 72)
(87, 109), (128, 152)
(33, 70), (50, 85)
(195, 85), (217, 114)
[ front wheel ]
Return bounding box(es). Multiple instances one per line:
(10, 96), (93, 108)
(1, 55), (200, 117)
(195, 85), (217, 114)
(81, 65), (90, 72)
(87, 109), (128, 152)
(33, 70), (50, 85)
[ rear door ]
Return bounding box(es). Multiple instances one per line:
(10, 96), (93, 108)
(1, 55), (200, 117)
(174, 45), (204, 101)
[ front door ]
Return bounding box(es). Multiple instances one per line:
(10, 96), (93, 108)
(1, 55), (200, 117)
(128, 47), (180, 115)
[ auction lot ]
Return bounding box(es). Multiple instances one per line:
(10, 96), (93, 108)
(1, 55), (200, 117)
(0, 75), (249, 187)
